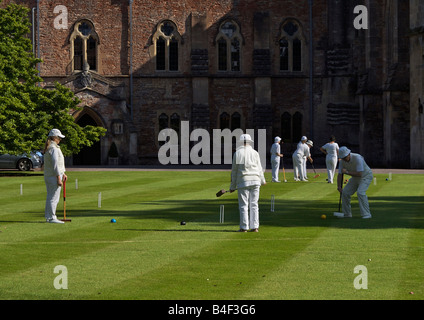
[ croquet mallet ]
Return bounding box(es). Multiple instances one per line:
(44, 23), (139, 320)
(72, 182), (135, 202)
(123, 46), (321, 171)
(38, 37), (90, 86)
(282, 157), (287, 182)
(311, 162), (320, 178)
(333, 174), (344, 218)
(216, 189), (228, 197)
(60, 179), (71, 222)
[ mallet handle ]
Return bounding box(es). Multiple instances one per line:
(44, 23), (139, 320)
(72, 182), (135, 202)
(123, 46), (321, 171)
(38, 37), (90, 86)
(63, 180), (66, 219)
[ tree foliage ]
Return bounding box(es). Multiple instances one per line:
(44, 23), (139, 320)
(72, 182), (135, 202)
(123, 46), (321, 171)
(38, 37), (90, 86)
(0, 2), (106, 156)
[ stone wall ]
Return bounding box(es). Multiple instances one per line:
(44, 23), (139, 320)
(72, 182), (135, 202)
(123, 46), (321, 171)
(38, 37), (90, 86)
(410, 0), (424, 168)
(1, 0), (419, 167)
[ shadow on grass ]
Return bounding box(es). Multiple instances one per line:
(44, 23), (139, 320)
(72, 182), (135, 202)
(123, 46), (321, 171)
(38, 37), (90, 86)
(0, 220), (45, 224)
(21, 195), (422, 230)
(0, 170), (43, 177)
(119, 228), (236, 233)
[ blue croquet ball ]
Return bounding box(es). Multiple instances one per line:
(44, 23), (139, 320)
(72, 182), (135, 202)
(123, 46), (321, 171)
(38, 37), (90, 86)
(386, 178), (388, 181)
(111, 218), (117, 223)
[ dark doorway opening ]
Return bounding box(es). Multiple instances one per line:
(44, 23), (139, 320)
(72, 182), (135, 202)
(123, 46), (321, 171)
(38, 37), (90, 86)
(73, 113), (101, 165)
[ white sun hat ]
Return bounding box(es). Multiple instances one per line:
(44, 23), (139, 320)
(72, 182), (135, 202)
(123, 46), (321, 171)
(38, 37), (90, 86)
(339, 146), (351, 159)
(240, 134), (254, 143)
(48, 129), (65, 138)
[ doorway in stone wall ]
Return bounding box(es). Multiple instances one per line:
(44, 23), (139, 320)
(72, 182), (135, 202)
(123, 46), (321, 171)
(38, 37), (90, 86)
(73, 113), (101, 165)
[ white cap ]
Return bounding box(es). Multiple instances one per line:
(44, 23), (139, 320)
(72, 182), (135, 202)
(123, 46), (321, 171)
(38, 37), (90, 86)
(274, 136), (281, 142)
(301, 136), (307, 141)
(240, 134), (254, 143)
(306, 140), (313, 146)
(339, 146), (351, 159)
(48, 129), (65, 138)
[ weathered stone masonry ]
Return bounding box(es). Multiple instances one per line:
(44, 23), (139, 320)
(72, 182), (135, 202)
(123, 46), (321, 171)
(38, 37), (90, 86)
(3, 0), (423, 168)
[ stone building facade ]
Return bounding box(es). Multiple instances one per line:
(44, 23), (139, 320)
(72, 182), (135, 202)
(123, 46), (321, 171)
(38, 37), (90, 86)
(3, 0), (423, 168)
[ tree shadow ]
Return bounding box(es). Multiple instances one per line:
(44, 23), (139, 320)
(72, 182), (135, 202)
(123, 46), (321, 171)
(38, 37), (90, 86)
(0, 220), (45, 224)
(0, 170), (43, 177)
(37, 195), (424, 230)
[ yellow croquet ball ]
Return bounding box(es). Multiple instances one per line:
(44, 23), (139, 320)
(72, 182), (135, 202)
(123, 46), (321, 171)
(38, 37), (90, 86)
(321, 214), (327, 219)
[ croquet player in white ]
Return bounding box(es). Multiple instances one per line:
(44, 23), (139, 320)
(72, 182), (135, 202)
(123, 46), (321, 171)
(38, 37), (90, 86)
(43, 129), (67, 224)
(337, 147), (372, 219)
(294, 136), (307, 181)
(230, 134), (266, 232)
(270, 136), (283, 182)
(320, 135), (339, 184)
(304, 140), (314, 180)
(292, 136), (312, 181)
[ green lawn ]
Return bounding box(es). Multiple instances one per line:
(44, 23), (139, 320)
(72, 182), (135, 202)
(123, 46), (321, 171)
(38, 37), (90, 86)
(0, 170), (423, 300)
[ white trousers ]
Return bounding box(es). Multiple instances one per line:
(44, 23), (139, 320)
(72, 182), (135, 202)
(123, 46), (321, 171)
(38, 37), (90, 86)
(44, 175), (62, 221)
(271, 157), (280, 182)
(342, 174), (372, 217)
(292, 153), (306, 180)
(326, 156), (338, 183)
(303, 156), (308, 179)
(238, 185), (260, 230)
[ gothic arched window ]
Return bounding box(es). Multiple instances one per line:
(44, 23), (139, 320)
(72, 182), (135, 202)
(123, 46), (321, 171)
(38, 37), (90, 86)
(220, 112), (230, 129)
(281, 112), (292, 141)
(170, 113), (180, 134)
(278, 20), (304, 72)
(216, 20), (242, 72)
(293, 112), (303, 141)
(70, 20), (99, 72)
(153, 20), (182, 72)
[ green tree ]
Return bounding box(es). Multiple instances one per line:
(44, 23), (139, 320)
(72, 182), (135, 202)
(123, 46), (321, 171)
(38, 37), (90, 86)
(0, 2), (106, 156)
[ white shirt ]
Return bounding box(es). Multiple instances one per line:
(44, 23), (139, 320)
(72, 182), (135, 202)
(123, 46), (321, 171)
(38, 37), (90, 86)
(270, 143), (281, 160)
(321, 142), (339, 158)
(293, 142), (310, 158)
(44, 141), (66, 177)
(231, 145), (266, 190)
(339, 153), (372, 177)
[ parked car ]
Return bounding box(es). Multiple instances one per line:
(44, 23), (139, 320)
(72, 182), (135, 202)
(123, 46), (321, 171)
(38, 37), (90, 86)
(0, 151), (44, 171)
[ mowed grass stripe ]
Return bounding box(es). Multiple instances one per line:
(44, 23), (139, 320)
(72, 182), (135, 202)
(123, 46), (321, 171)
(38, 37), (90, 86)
(370, 174), (424, 299)
(0, 171), (222, 237)
(0, 171), (423, 300)
(0, 171), (286, 298)
(1, 231), (225, 299)
(65, 172), (222, 208)
(239, 226), (415, 299)
(0, 171), (234, 297)
(64, 227), (319, 299)
(0, 176), (46, 213)
(92, 177), (340, 299)
(0, 171), (228, 245)
(243, 174), (423, 299)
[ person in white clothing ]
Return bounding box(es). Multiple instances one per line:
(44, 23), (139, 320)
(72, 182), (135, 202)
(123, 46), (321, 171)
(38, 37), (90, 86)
(43, 129), (68, 224)
(304, 140), (314, 180)
(320, 135), (339, 184)
(295, 136), (307, 180)
(230, 134), (266, 232)
(337, 147), (372, 219)
(270, 136), (283, 182)
(292, 136), (312, 181)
